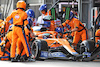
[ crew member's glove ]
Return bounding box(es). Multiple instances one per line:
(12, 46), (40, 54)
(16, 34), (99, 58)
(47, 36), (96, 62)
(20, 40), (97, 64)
(67, 31), (72, 33)
(1, 45), (5, 52)
(97, 40), (100, 44)
(67, 35), (73, 39)
(63, 31), (72, 34)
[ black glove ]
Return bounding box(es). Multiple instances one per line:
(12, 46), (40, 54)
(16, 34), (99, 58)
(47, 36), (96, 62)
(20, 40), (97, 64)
(97, 40), (100, 45)
(67, 31), (72, 33)
(35, 35), (38, 37)
(63, 31), (72, 34)
(68, 35), (73, 39)
(1, 45), (5, 52)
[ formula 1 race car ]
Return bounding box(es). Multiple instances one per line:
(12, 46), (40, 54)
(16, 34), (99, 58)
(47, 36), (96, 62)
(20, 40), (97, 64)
(30, 26), (100, 61)
(31, 26), (81, 61)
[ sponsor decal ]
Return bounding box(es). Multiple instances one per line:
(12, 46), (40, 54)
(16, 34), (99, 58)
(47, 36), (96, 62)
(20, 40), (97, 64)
(15, 15), (19, 19)
(49, 52), (66, 57)
(41, 51), (48, 58)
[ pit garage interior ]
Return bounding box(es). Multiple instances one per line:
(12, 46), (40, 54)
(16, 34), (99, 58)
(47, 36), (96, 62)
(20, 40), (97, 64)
(0, 0), (100, 38)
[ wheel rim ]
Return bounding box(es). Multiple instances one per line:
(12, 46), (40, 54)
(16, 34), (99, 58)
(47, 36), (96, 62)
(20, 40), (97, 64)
(31, 42), (38, 58)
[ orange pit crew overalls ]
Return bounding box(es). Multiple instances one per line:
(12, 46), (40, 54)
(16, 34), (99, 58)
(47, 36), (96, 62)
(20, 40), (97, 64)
(62, 19), (74, 37)
(48, 11), (56, 31)
(6, 9), (31, 58)
(0, 21), (5, 41)
(72, 18), (88, 46)
(44, 12), (55, 31)
(50, 20), (56, 31)
(17, 27), (33, 57)
(0, 29), (12, 60)
(0, 21), (10, 41)
(95, 29), (100, 47)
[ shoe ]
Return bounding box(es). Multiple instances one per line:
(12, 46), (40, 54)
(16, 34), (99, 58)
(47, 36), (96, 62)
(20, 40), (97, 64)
(11, 58), (19, 62)
(27, 57), (35, 62)
(15, 54), (21, 60)
(20, 56), (26, 62)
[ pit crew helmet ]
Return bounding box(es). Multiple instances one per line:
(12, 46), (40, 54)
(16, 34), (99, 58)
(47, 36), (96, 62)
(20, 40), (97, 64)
(16, 1), (26, 10)
(26, 9), (35, 18)
(39, 4), (47, 12)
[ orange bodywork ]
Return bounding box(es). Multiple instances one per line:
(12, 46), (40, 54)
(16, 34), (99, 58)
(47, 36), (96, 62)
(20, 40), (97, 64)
(42, 39), (76, 54)
(33, 27), (78, 55)
(34, 31), (58, 39)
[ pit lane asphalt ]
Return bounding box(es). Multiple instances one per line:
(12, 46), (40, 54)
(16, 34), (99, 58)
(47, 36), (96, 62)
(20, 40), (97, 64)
(0, 59), (100, 67)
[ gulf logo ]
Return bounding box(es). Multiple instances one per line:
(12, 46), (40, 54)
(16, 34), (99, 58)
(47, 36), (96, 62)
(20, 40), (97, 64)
(15, 15), (19, 19)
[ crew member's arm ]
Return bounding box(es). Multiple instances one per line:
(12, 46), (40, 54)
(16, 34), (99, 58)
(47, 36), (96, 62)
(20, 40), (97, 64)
(24, 13), (35, 37)
(62, 20), (70, 27)
(0, 37), (7, 46)
(6, 12), (14, 22)
(26, 23), (35, 37)
(71, 28), (78, 32)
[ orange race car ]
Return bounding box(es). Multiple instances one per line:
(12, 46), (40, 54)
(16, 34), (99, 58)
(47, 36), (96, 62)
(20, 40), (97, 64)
(31, 25), (95, 61)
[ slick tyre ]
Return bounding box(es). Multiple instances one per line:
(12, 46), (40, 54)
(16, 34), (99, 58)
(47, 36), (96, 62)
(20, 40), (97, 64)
(31, 40), (48, 60)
